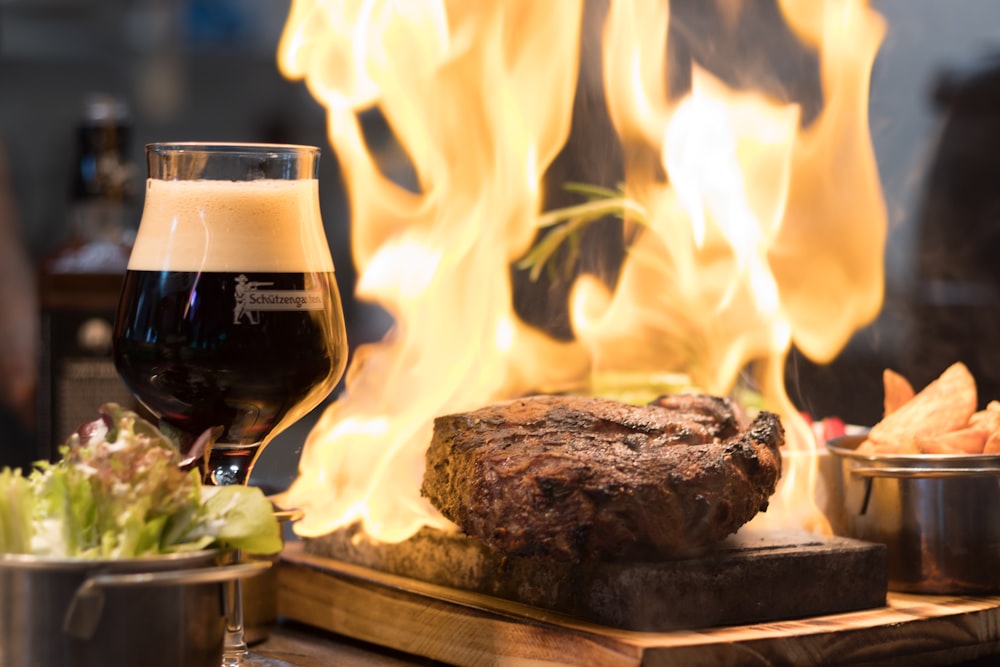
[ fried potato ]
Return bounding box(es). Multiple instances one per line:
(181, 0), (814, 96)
(868, 362), (977, 453)
(970, 401), (1000, 432)
(916, 427), (989, 454)
(858, 363), (1000, 456)
(854, 439), (878, 455)
(986, 431), (1000, 455)
(882, 368), (915, 416)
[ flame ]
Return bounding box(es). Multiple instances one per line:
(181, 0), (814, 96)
(277, 0), (887, 541)
(589, 0), (887, 531)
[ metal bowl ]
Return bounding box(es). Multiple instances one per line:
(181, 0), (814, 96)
(828, 434), (1000, 593)
(0, 550), (268, 667)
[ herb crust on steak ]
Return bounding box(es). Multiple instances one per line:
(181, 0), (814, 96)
(420, 394), (783, 562)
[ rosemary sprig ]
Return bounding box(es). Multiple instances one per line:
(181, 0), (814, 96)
(518, 183), (647, 282)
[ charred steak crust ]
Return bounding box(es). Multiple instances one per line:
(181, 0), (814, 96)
(421, 394), (783, 562)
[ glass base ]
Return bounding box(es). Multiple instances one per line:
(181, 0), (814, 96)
(222, 652), (295, 667)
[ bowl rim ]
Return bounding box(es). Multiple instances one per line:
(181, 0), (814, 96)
(0, 548), (221, 571)
(828, 433), (1000, 468)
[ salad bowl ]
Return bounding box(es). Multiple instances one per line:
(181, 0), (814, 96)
(0, 405), (284, 667)
(0, 549), (267, 667)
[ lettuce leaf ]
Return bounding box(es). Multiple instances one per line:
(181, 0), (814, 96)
(0, 404), (282, 558)
(0, 468), (33, 553)
(193, 485), (283, 555)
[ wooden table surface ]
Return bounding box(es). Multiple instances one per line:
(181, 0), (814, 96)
(254, 617), (1000, 667)
(257, 544), (1000, 667)
(256, 621), (442, 666)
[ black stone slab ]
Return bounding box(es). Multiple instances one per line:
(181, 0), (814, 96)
(303, 526), (887, 631)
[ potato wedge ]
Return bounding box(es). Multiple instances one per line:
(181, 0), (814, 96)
(868, 362), (977, 453)
(970, 401), (1000, 431)
(916, 427), (989, 454)
(985, 431), (1000, 455)
(882, 368), (915, 416)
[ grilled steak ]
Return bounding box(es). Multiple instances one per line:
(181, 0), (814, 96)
(421, 394), (783, 561)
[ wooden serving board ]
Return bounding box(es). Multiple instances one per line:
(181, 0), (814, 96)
(277, 542), (1000, 666)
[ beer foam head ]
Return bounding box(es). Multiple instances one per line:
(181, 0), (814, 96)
(130, 179), (335, 272)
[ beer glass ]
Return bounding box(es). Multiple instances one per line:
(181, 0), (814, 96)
(112, 143), (348, 666)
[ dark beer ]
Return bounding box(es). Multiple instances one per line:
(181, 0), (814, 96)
(114, 170), (346, 485)
(114, 269), (347, 484)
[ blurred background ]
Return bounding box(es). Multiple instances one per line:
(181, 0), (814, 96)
(0, 0), (394, 490)
(2, 0), (1000, 489)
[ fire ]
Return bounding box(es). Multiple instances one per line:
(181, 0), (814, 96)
(276, 0), (887, 541)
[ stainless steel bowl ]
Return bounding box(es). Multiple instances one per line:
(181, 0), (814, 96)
(829, 434), (1000, 593)
(0, 550), (268, 667)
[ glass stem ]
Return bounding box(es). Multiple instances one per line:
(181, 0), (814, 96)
(222, 549), (249, 666)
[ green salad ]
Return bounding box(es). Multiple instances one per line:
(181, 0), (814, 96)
(0, 404), (281, 558)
